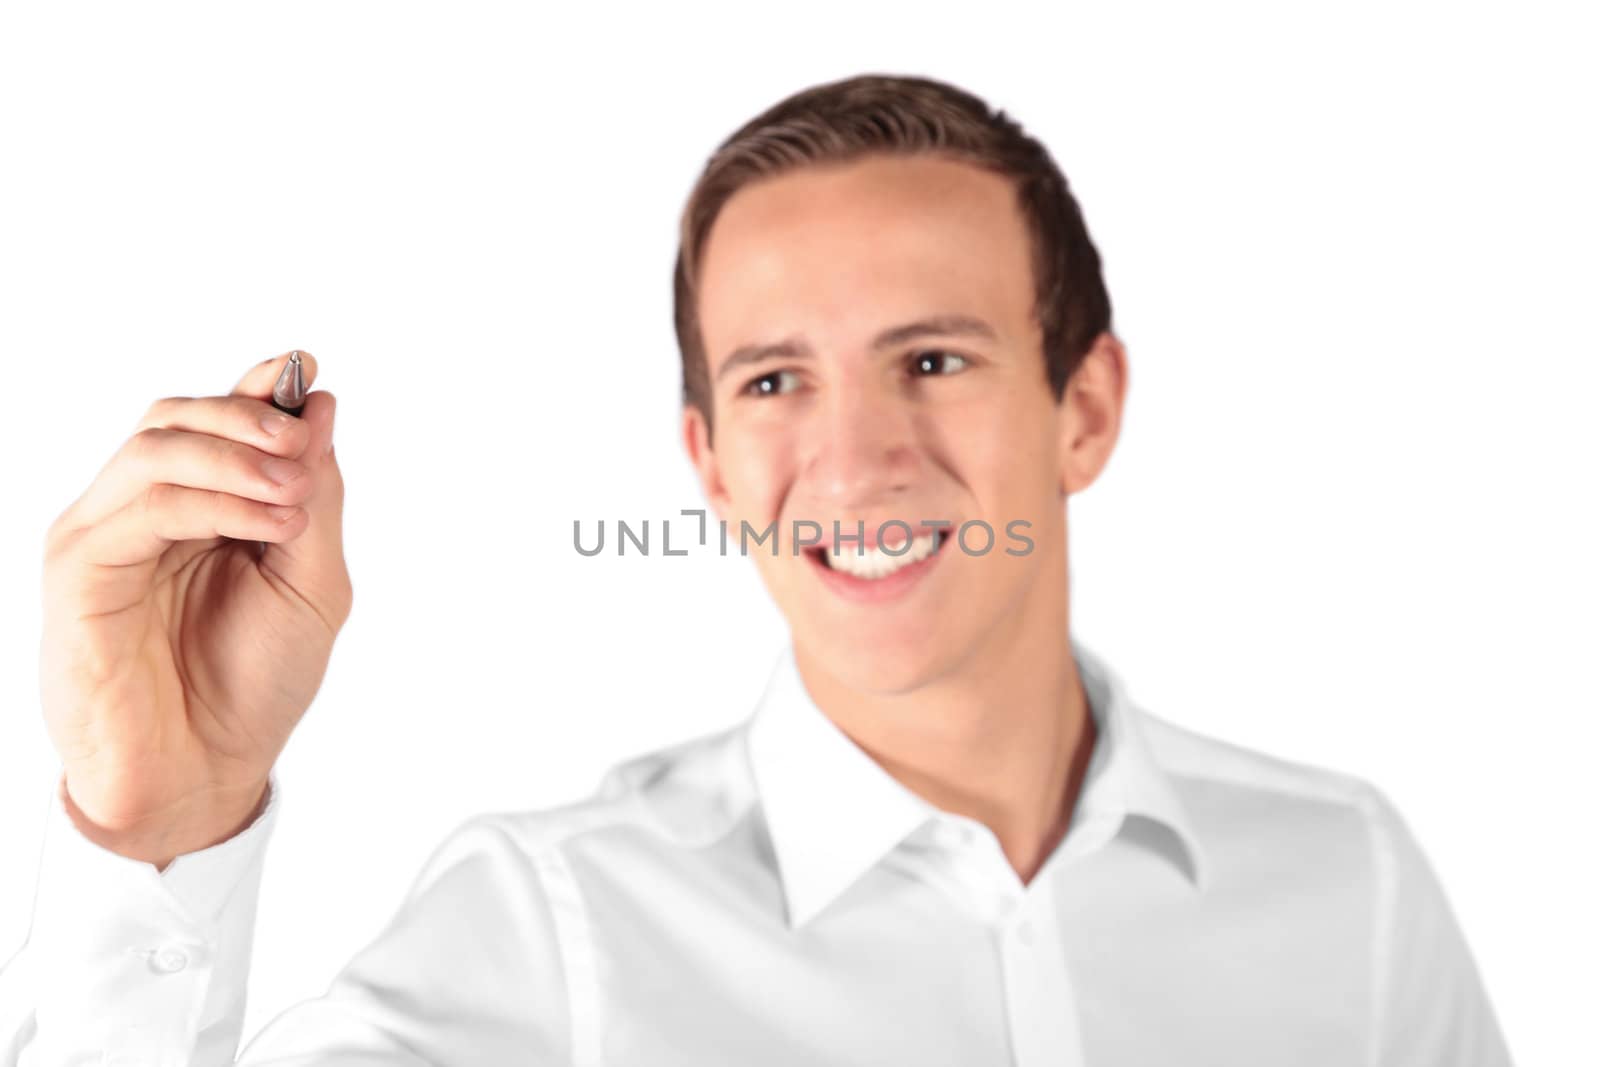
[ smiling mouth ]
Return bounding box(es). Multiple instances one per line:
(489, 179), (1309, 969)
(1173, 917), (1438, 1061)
(806, 527), (948, 580)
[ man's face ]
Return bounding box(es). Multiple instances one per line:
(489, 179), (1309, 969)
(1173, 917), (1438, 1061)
(685, 153), (1111, 695)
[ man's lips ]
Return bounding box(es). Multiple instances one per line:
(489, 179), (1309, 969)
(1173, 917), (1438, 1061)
(803, 528), (948, 569)
(800, 521), (947, 572)
(795, 520), (955, 556)
(799, 524), (952, 605)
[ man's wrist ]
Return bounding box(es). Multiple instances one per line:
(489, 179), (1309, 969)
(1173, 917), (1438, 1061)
(59, 776), (271, 873)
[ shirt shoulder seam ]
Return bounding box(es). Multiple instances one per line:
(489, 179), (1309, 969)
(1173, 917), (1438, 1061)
(1161, 763), (1373, 810)
(1359, 782), (1394, 1067)
(1137, 710), (1377, 810)
(531, 843), (603, 1067)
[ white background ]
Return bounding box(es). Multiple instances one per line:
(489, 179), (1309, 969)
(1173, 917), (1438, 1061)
(1, 1), (1594, 1061)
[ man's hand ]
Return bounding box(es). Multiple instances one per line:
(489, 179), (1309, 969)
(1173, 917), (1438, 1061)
(38, 351), (352, 870)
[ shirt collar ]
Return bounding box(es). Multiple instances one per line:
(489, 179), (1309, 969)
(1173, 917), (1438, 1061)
(743, 637), (1208, 929)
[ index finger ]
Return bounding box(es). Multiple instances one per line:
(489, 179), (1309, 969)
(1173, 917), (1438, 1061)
(233, 350), (320, 398)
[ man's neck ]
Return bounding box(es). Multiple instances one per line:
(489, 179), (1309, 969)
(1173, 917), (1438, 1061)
(793, 568), (1093, 886)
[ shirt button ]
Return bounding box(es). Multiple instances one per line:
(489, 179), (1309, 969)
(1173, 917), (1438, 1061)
(149, 946), (189, 974)
(1014, 920), (1034, 947)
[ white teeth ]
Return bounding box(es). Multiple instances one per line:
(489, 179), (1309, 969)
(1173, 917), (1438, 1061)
(826, 531), (939, 580)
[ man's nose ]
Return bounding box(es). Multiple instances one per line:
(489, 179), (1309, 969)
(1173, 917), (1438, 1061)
(804, 381), (920, 508)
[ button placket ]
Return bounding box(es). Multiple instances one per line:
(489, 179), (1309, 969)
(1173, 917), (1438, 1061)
(998, 885), (1085, 1065)
(149, 946), (189, 974)
(129, 942), (204, 976)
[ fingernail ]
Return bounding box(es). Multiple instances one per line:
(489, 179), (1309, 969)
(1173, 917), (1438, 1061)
(260, 411), (293, 437)
(263, 458), (304, 485)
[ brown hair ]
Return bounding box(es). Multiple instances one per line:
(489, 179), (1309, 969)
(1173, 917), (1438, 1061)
(672, 72), (1113, 438)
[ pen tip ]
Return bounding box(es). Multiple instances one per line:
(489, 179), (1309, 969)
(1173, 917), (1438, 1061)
(273, 350), (309, 414)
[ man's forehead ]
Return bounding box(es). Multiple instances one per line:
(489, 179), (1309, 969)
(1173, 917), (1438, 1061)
(704, 155), (1023, 260)
(697, 157), (1032, 346)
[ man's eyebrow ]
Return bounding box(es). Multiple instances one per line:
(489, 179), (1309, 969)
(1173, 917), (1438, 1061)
(713, 315), (999, 385)
(714, 338), (815, 384)
(869, 314), (999, 351)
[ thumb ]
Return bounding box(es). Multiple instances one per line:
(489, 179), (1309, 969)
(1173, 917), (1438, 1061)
(261, 388), (351, 628)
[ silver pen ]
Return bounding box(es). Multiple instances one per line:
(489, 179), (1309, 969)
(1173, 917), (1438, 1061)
(271, 350), (308, 417)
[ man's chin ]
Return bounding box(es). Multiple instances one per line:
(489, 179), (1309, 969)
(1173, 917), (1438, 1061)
(799, 622), (962, 698)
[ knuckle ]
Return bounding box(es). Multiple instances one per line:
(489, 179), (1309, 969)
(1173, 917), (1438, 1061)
(137, 395), (188, 430)
(331, 593), (354, 630)
(44, 506), (77, 547)
(44, 497), (93, 563)
(42, 519), (69, 567)
(139, 480), (172, 515)
(125, 425), (170, 461)
(135, 483), (167, 535)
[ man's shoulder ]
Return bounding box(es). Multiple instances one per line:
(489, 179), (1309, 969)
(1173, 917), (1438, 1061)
(1129, 704), (1395, 871)
(1119, 706), (1416, 906)
(1135, 706), (1381, 811)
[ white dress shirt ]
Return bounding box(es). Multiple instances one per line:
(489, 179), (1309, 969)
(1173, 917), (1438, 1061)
(1, 639), (1511, 1065)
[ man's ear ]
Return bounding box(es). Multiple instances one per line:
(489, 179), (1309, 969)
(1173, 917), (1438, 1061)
(682, 403), (732, 521)
(1056, 331), (1129, 496)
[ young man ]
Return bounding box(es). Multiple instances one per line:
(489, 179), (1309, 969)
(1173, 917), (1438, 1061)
(3, 74), (1510, 1065)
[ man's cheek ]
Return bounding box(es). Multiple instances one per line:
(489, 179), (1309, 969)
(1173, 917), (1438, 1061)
(719, 480), (788, 554)
(730, 456), (792, 524)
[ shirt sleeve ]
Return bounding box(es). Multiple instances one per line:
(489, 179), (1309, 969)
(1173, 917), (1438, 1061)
(1, 771), (574, 1066)
(1366, 785), (1514, 1067)
(1, 768), (282, 1065)
(233, 813), (575, 1065)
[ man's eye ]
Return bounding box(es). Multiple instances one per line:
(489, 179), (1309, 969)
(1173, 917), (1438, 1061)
(743, 368), (801, 397)
(911, 350), (970, 376)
